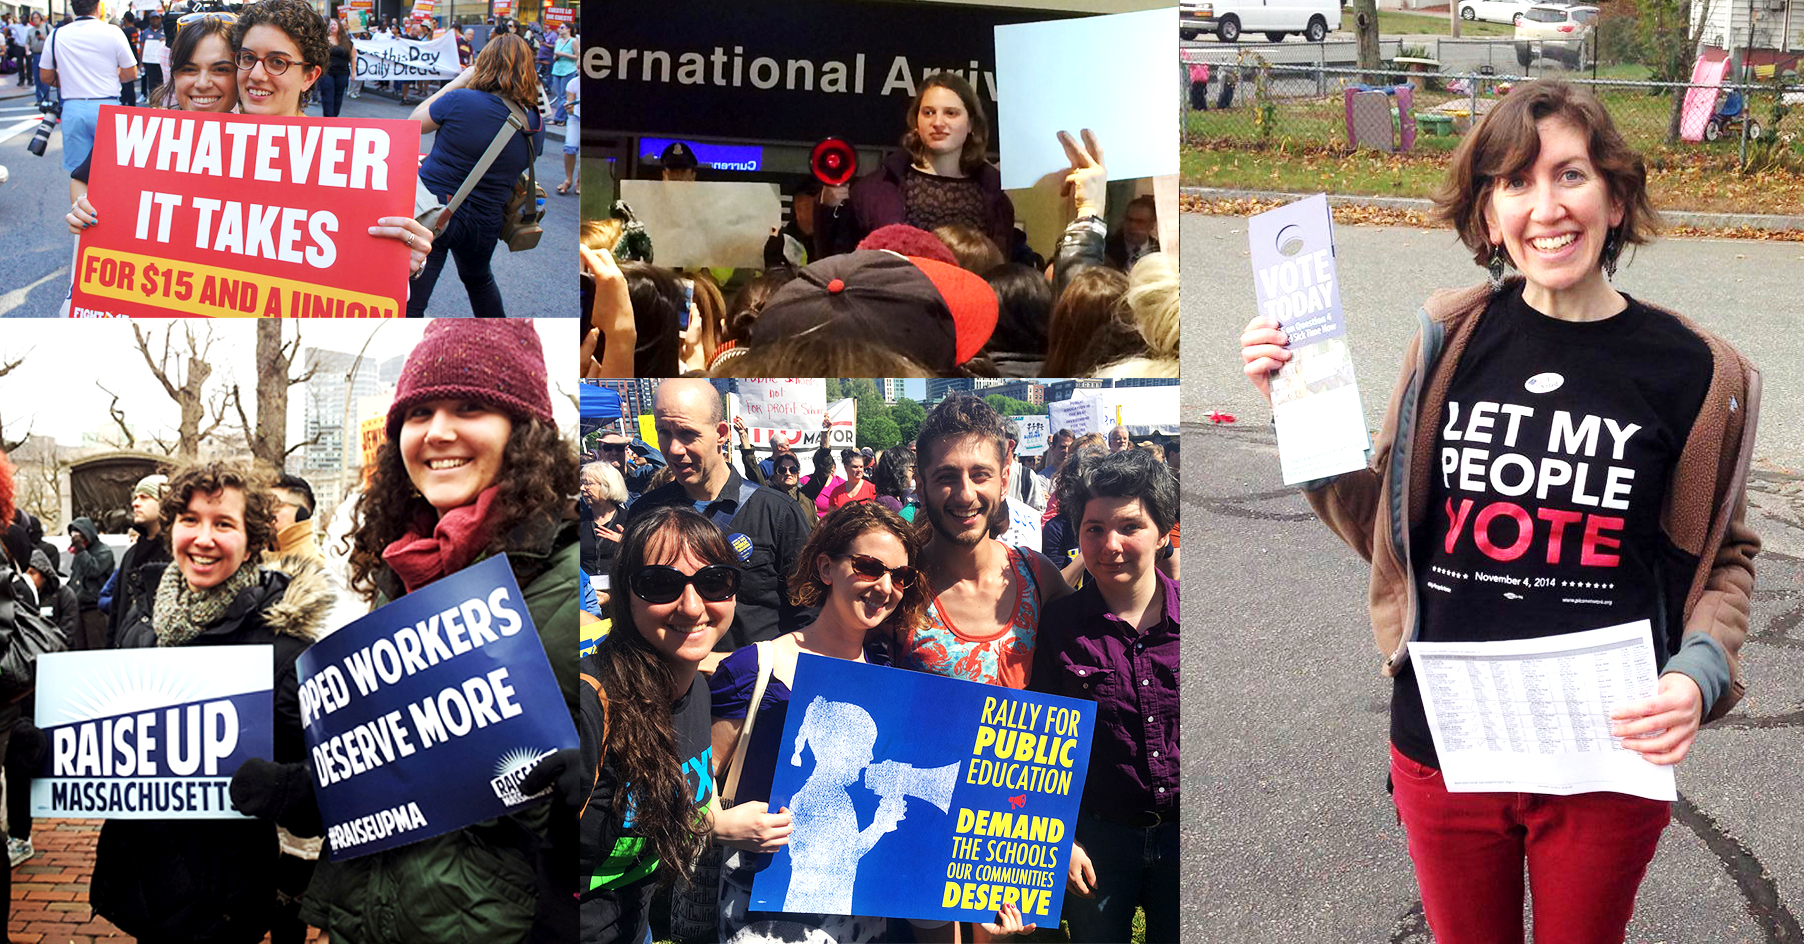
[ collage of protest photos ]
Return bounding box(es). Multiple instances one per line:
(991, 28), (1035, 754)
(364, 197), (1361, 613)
(586, 0), (1184, 942)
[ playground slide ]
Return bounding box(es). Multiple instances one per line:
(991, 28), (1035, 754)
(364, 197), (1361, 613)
(1681, 55), (1730, 142)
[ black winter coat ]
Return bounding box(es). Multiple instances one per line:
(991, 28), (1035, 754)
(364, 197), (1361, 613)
(91, 554), (330, 944)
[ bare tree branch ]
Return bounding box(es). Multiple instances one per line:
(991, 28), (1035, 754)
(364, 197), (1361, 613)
(97, 382), (137, 449)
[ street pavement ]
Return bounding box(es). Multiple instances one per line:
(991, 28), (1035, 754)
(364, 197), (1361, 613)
(1179, 212), (1804, 943)
(0, 82), (577, 318)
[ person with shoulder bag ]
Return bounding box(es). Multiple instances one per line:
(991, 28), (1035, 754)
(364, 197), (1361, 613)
(408, 32), (545, 317)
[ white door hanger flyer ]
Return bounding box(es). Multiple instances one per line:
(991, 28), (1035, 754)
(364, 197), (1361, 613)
(1247, 194), (1371, 485)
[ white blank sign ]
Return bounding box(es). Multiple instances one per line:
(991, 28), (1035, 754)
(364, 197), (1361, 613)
(993, 9), (1179, 190)
(617, 180), (782, 269)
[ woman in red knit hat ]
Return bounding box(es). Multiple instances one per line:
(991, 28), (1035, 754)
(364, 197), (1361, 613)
(300, 319), (580, 943)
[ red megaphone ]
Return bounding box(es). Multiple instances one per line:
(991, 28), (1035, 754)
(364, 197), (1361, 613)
(810, 137), (858, 187)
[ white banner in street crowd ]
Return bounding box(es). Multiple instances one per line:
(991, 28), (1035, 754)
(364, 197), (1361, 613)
(354, 30), (464, 81)
(1048, 398), (1098, 439)
(1009, 415), (1050, 456)
(727, 394), (858, 477)
(736, 378), (828, 431)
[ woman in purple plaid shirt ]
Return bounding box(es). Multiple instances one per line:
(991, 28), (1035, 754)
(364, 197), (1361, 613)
(1028, 447), (1180, 944)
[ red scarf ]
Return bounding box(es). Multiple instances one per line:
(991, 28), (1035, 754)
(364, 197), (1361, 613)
(381, 486), (503, 594)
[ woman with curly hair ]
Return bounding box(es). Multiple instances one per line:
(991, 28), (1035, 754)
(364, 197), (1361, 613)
(407, 32), (545, 317)
(708, 501), (929, 943)
(580, 507), (737, 944)
(301, 319), (580, 943)
(230, 0), (328, 118)
(91, 459), (333, 944)
(871, 443), (915, 516)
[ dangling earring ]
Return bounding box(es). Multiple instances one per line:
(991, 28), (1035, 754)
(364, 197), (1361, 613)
(1602, 227), (1621, 280)
(1487, 243), (1507, 290)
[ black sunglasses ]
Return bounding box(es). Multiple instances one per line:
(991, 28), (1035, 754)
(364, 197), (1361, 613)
(630, 564), (740, 604)
(772, 463), (800, 475)
(835, 554), (918, 590)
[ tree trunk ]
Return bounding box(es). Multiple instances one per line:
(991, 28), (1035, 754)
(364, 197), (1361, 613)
(1355, 0), (1383, 73)
(253, 320), (288, 468)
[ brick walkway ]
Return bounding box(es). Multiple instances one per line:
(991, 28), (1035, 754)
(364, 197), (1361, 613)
(7, 819), (123, 944)
(7, 820), (321, 944)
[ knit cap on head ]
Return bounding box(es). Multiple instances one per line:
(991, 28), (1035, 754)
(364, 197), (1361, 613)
(387, 321), (553, 438)
(857, 224), (957, 268)
(132, 474), (169, 500)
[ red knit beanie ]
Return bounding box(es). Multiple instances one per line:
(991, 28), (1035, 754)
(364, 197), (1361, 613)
(387, 321), (554, 438)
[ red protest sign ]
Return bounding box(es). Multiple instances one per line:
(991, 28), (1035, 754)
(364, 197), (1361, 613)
(492, 0), (512, 15)
(542, 6), (573, 25)
(71, 106), (420, 318)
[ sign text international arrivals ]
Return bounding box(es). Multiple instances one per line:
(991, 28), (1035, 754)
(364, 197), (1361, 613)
(586, 0), (1075, 148)
(71, 107), (419, 318)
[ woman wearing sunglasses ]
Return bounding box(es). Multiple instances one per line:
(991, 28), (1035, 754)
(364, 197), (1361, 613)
(301, 320), (579, 943)
(580, 506), (739, 944)
(62, 3), (433, 286)
(709, 501), (927, 943)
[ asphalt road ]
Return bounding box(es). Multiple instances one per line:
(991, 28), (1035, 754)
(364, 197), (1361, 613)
(1179, 212), (1804, 943)
(0, 83), (577, 318)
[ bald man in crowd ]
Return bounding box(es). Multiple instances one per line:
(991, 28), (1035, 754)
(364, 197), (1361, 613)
(626, 379), (813, 665)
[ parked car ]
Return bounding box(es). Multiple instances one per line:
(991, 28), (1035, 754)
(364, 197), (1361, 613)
(1458, 0), (1534, 24)
(1515, 4), (1596, 68)
(1179, 0), (1341, 43)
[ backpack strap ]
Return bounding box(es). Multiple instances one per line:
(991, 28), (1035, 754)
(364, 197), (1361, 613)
(578, 670), (606, 818)
(433, 93), (532, 236)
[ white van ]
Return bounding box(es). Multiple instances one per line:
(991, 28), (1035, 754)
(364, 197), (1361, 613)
(1180, 0), (1342, 42)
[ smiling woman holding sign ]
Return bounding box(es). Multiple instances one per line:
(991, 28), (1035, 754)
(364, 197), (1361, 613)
(1238, 80), (1761, 943)
(303, 319), (580, 943)
(62, 1), (436, 293)
(91, 459), (333, 944)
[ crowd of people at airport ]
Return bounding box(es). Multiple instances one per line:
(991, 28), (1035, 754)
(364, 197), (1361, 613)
(581, 74), (1179, 381)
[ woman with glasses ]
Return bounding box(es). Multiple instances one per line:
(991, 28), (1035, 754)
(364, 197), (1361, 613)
(406, 32), (544, 317)
(580, 507), (739, 944)
(301, 320), (580, 943)
(709, 501), (927, 943)
(62, 3), (434, 283)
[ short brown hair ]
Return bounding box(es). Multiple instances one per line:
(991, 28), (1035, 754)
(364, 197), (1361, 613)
(1044, 266), (1132, 376)
(468, 32), (540, 109)
(231, 0), (329, 89)
(932, 225), (1004, 275)
(917, 393), (1009, 471)
(901, 72), (992, 177)
(1433, 80), (1658, 269)
(787, 502), (927, 638)
(160, 459), (279, 561)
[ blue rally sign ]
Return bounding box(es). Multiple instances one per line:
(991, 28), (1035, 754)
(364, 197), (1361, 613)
(751, 656), (1095, 923)
(33, 646), (274, 820)
(296, 554), (578, 860)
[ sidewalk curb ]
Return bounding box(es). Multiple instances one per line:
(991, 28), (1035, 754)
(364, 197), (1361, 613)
(1181, 185), (1804, 233)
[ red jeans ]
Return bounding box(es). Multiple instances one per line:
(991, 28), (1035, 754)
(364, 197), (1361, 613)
(1388, 743), (1671, 944)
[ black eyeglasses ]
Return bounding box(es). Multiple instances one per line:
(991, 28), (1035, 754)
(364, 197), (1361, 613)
(630, 564), (740, 604)
(236, 49), (311, 75)
(772, 463), (800, 475)
(598, 443), (627, 453)
(835, 554), (918, 590)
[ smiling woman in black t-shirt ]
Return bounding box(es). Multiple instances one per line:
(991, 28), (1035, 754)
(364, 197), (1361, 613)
(1240, 80), (1761, 944)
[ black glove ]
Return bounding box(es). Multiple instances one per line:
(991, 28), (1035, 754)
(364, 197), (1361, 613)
(229, 756), (313, 822)
(519, 747), (583, 812)
(6, 719), (46, 768)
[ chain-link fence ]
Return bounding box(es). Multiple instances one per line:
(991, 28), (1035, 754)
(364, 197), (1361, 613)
(1180, 58), (1804, 173)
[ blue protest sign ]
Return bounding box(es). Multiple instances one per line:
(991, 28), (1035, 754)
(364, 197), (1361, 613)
(751, 656), (1094, 923)
(33, 647), (274, 820)
(296, 554), (578, 860)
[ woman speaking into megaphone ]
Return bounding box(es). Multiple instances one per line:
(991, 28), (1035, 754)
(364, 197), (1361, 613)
(813, 72), (1015, 261)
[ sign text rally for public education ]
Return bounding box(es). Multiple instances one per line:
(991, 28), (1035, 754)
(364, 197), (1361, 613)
(72, 106), (419, 318)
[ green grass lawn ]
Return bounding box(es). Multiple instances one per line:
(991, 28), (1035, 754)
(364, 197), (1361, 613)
(1180, 80), (1804, 214)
